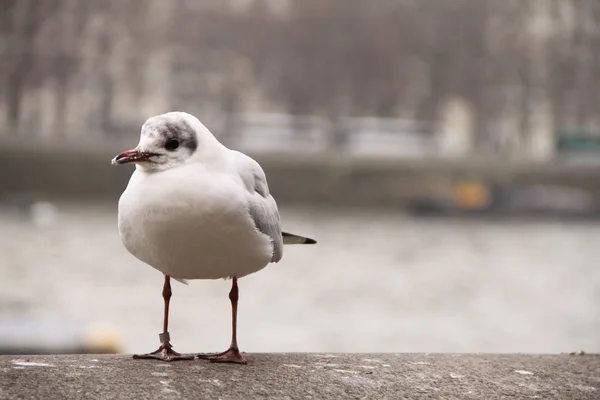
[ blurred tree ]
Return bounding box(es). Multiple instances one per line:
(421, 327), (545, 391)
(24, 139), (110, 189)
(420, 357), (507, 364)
(1, 0), (60, 130)
(1, 0), (599, 153)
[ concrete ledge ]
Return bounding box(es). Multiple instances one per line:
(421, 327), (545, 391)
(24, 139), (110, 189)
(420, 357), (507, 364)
(1, 353), (598, 399)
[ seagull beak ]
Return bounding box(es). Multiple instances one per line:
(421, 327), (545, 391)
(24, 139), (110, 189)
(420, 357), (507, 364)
(111, 149), (157, 165)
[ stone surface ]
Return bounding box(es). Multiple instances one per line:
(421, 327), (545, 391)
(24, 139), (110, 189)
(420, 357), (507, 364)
(0, 353), (598, 399)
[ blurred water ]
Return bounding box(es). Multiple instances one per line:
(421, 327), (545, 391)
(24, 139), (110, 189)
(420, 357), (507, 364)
(1, 202), (599, 355)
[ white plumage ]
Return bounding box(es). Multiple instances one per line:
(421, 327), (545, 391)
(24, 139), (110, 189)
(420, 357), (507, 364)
(112, 111), (315, 363)
(115, 111), (313, 281)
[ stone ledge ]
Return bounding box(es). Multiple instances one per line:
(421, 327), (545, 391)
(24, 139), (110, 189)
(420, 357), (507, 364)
(1, 353), (598, 399)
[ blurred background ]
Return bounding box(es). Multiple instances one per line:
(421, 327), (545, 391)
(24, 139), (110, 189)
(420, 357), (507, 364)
(1, 0), (599, 356)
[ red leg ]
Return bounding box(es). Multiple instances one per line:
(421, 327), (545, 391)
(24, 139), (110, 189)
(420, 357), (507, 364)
(133, 275), (194, 362)
(197, 277), (247, 364)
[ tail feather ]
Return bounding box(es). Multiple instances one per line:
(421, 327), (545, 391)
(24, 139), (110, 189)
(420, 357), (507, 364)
(282, 231), (317, 245)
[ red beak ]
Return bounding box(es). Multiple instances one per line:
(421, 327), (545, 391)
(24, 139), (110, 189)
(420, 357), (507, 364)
(111, 149), (159, 165)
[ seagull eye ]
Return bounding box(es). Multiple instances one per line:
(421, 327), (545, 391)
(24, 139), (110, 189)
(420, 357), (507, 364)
(165, 139), (180, 151)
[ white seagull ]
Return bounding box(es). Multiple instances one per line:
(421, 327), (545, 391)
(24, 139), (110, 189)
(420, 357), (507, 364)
(112, 111), (316, 363)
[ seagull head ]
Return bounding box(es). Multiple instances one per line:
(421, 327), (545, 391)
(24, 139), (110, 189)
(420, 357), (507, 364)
(111, 111), (220, 172)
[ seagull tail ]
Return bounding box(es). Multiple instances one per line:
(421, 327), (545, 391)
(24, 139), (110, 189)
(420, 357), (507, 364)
(282, 232), (317, 245)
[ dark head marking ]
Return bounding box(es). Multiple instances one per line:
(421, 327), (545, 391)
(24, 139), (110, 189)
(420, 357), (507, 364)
(158, 118), (198, 153)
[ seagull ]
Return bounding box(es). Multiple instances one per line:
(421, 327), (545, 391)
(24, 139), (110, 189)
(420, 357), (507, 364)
(111, 111), (316, 364)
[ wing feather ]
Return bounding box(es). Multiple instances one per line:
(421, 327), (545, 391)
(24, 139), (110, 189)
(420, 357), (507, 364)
(233, 152), (283, 262)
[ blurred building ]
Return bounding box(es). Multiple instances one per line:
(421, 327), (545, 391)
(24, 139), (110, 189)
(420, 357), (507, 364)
(0, 0), (599, 161)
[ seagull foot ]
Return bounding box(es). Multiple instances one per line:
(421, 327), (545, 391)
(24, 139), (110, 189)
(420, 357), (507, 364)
(197, 347), (247, 364)
(133, 342), (194, 362)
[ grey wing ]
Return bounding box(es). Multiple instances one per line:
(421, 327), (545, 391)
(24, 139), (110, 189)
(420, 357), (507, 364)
(234, 152), (284, 262)
(247, 193), (283, 262)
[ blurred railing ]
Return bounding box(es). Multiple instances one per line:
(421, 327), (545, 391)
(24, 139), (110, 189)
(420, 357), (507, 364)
(209, 113), (437, 158)
(0, 111), (439, 159)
